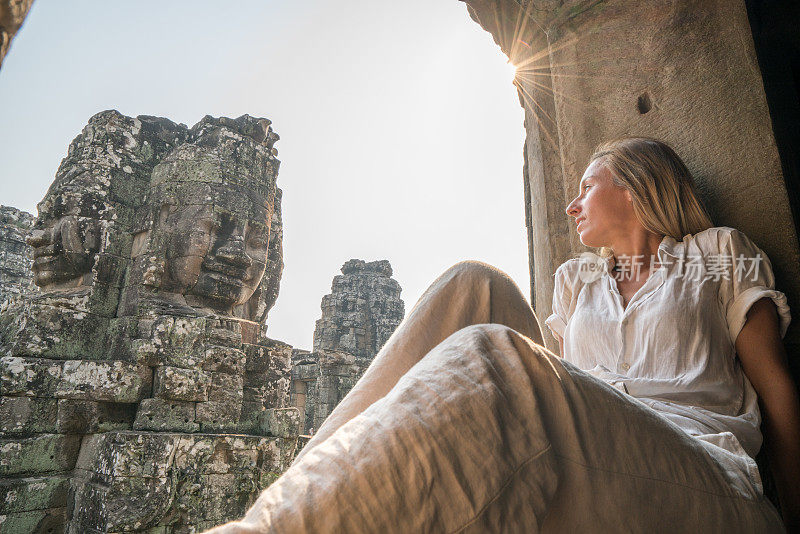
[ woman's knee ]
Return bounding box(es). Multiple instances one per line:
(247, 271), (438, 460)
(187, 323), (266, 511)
(438, 260), (523, 299)
(443, 260), (506, 283)
(437, 323), (554, 370)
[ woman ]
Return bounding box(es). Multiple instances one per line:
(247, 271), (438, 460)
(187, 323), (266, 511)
(207, 138), (800, 533)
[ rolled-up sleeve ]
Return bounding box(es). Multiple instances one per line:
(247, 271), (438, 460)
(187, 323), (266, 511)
(716, 229), (791, 343)
(545, 264), (572, 340)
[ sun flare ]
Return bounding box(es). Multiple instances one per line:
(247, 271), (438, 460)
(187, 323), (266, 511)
(506, 59), (518, 81)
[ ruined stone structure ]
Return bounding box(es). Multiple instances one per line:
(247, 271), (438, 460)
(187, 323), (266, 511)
(313, 259), (404, 358)
(292, 260), (404, 435)
(0, 111), (299, 533)
(0, 205), (35, 304)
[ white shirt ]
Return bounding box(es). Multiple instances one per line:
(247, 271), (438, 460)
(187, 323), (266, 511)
(544, 226), (791, 495)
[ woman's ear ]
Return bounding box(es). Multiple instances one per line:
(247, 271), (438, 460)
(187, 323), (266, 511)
(624, 190), (633, 203)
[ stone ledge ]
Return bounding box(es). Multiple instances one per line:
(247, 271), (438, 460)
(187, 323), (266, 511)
(0, 434), (81, 477)
(0, 474), (69, 514)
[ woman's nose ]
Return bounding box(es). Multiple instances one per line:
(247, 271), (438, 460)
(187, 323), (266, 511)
(565, 198), (580, 218)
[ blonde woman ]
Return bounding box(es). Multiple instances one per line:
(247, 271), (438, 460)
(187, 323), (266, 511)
(207, 138), (800, 533)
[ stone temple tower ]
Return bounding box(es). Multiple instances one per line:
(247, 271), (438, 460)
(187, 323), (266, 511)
(0, 111), (298, 533)
(312, 259), (404, 358)
(292, 259), (405, 435)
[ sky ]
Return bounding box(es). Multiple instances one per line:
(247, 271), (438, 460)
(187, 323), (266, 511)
(0, 0), (529, 350)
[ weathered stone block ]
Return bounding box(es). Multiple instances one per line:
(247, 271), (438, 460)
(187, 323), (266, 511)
(196, 401), (242, 432)
(207, 372), (243, 404)
(261, 407), (301, 438)
(86, 432), (176, 480)
(200, 472), (259, 522)
(0, 507), (66, 533)
(149, 315), (206, 353)
(242, 386), (265, 403)
(243, 370), (268, 390)
(172, 435), (258, 475)
(68, 476), (173, 533)
(295, 434), (312, 451)
(133, 398), (199, 433)
(153, 366), (209, 402)
(91, 253), (128, 289)
(243, 375), (290, 409)
(69, 432), (296, 532)
(130, 339), (161, 367)
(55, 360), (151, 402)
(202, 345), (246, 374)
(243, 340), (291, 373)
(56, 399), (135, 434)
(205, 319), (242, 348)
(0, 434), (80, 476)
(82, 281), (121, 318)
(0, 396), (58, 435)
(104, 316), (141, 363)
(238, 401), (266, 435)
(0, 356), (62, 397)
(3, 300), (109, 359)
(292, 362), (319, 381)
(0, 474), (69, 513)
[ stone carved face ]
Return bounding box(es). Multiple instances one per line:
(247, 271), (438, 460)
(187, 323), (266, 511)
(155, 190), (270, 311)
(27, 186), (104, 289)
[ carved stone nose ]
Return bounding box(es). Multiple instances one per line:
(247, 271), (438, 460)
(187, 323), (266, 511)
(26, 228), (48, 247)
(216, 242), (252, 268)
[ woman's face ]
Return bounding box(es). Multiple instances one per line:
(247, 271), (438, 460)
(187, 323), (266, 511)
(565, 158), (636, 248)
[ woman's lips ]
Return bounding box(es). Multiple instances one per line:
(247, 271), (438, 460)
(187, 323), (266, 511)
(576, 218), (585, 231)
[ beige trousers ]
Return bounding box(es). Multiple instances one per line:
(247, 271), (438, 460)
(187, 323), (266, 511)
(206, 261), (784, 533)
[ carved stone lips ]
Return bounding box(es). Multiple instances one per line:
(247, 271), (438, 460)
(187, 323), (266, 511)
(202, 259), (249, 286)
(207, 271), (245, 287)
(33, 243), (57, 257)
(33, 251), (59, 266)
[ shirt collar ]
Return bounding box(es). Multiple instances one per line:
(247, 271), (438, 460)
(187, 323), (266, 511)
(657, 234), (686, 262)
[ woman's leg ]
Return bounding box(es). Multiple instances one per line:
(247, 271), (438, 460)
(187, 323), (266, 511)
(206, 324), (783, 533)
(294, 260), (543, 464)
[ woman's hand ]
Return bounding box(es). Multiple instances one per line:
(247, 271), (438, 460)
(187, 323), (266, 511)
(736, 297), (800, 532)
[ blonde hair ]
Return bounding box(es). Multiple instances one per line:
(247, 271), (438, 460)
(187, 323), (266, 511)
(589, 137), (714, 257)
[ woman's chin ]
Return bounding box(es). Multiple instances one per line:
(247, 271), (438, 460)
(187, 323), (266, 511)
(578, 231), (601, 248)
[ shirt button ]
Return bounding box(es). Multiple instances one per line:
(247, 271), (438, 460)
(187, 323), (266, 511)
(620, 362), (630, 371)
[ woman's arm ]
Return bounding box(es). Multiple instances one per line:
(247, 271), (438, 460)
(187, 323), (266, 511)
(736, 297), (800, 531)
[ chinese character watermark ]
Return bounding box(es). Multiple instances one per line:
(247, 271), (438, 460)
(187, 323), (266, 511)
(569, 252), (762, 284)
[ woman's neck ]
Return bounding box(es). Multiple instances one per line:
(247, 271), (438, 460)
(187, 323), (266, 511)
(610, 230), (665, 278)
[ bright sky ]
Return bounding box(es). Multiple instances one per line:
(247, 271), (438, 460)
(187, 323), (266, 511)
(0, 0), (529, 350)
